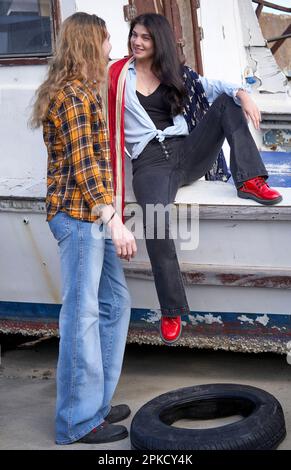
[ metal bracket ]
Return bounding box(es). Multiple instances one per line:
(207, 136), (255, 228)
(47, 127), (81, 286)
(123, 4), (138, 22)
(177, 38), (186, 48)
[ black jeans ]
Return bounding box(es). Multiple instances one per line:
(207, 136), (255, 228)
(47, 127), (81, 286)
(132, 94), (268, 317)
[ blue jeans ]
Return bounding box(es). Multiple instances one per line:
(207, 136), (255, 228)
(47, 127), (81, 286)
(48, 211), (131, 445)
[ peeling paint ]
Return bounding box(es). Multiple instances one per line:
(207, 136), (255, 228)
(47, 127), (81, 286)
(188, 315), (199, 326)
(204, 313), (223, 325)
(141, 310), (188, 326)
(271, 326), (287, 331)
(263, 129), (291, 151)
(238, 315), (255, 324)
(194, 314), (205, 323)
(188, 313), (223, 325)
(255, 314), (270, 327)
(141, 309), (161, 324)
(271, 326), (283, 331)
(246, 46), (287, 93)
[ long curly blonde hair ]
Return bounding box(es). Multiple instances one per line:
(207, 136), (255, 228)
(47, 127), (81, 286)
(31, 12), (108, 128)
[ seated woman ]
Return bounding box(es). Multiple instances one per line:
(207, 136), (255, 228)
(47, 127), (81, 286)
(108, 13), (282, 346)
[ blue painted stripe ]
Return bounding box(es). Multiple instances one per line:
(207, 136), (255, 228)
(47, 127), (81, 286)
(0, 301), (290, 330)
(0, 301), (60, 320)
(130, 309), (291, 329)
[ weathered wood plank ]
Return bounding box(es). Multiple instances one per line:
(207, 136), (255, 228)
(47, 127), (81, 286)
(197, 204), (291, 220)
(1, 197), (291, 220)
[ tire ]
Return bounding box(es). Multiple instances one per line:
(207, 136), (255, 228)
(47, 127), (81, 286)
(130, 383), (286, 450)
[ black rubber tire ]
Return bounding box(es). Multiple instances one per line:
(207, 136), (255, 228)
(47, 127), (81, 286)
(130, 383), (286, 450)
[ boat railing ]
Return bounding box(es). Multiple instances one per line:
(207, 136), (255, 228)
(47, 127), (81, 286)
(252, 0), (291, 54)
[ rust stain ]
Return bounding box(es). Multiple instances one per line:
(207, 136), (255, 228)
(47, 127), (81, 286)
(252, 276), (291, 289)
(24, 222), (60, 303)
(125, 266), (291, 289)
(219, 274), (291, 289)
(219, 273), (244, 284)
(182, 272), (206, 283)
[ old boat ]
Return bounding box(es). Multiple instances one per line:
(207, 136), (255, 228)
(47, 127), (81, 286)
(0, 0), (290, 353)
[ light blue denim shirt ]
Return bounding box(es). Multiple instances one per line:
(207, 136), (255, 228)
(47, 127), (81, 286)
(199, 76), (247, 106)
(125, 62), (248, 160)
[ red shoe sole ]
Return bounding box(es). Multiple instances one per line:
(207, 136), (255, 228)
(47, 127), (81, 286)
(159, 322), (182, 346)
(237, 190), (282, 206)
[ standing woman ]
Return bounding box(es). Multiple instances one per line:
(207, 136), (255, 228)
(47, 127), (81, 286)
(31, 12), (136, 445)
(108, 13), (282, 346)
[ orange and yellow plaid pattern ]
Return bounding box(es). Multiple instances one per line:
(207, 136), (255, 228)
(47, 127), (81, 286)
(43, 79), (114, 222)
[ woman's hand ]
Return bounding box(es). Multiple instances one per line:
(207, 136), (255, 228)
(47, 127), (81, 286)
(107, 213), (137, 261)
(101, 205), (137, 261)
(236, 90), (261, 130)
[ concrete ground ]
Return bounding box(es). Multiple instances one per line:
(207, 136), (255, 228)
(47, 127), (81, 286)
(0, 336), (290, 450)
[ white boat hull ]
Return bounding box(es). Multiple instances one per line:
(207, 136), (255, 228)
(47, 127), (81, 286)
(0, 180), (290, 353)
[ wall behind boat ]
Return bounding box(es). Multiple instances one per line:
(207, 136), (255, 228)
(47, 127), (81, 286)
(0, 65), (49, 183)
(75, 0), (129, 59)
(0, 0), (131, 185)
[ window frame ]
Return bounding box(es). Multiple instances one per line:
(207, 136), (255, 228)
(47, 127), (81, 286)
(0, 0), (61, 65)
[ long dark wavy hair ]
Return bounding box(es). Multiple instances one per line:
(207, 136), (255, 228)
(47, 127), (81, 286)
(128, 14), (186, 116)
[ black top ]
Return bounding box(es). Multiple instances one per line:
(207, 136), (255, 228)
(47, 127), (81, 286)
(136, 84), (173, 131)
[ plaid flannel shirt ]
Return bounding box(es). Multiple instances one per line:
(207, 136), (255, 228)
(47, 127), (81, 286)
(43, 79), (114, 222)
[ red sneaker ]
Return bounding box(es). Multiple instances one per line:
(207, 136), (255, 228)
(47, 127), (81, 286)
(160, 316), (182, 345)
(237, 177), (282, 205)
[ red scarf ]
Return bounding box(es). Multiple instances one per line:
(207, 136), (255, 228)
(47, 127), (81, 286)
(107, 57), (133, 219)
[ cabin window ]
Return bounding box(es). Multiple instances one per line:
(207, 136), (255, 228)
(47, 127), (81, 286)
(0, 0), (54, 58)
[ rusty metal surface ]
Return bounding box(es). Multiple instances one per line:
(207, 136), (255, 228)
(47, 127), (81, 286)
(127, 330), (288, 354)
(124, 261), (291, 289)
(1, 319), (289, 354)
(263, 129), (291, 151)
(1, 302), (290, 356)
(252, 0), (291, 15)
(0, 319), (58, 337)
(126, 315), (291, 354)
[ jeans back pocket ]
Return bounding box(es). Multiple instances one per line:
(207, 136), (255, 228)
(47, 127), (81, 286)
(48, 211), (72, 243)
